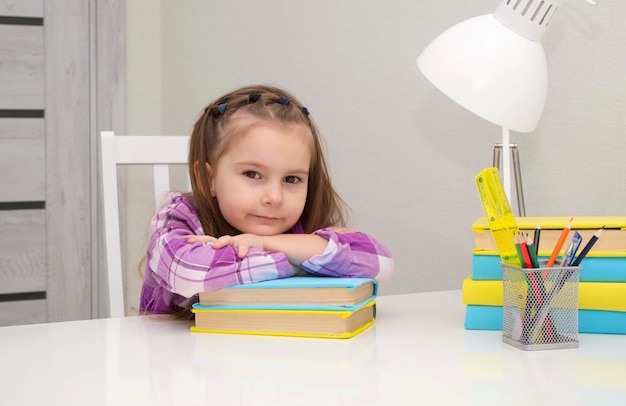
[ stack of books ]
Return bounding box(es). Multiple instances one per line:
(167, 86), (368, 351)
(191, 276), (377, 338)
(463, 216), (626, 334)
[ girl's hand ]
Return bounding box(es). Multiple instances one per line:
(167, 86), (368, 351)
(186, 232), (330, 264)
(185, 234), (266, 258)
(185, 234), (264, 258)
(209, 234), (266, 259)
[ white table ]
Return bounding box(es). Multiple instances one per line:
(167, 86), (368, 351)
(1, 290), (625, 405)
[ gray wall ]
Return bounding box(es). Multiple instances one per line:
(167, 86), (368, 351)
(126, 0), (625, 298)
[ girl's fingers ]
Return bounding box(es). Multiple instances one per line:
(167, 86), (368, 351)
(186, 235), (217, 244)
(236, 240), (250, 258)
(211, 235), (236, 249)
(185, 235), (256, 259)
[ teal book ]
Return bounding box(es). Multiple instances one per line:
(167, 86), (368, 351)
(197, 276), (377, 308)
(465, 305), (626, 334)
(472, 250), (626, 282)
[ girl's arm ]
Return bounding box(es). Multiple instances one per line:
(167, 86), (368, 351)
(201, 227), (394, 281)
(300, 228), (394, 281)
(145, 194), (297, 299)
(198, 233), (329, 265)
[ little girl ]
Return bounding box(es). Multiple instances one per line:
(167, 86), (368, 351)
(140, 84), (393, 315)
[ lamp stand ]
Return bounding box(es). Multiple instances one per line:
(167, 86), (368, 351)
(492, 142), (526, 217)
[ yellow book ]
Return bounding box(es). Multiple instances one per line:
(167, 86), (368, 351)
(462, 276), (626, 312)
(472, 216), (626, 253)
(191, 299), (376, 339)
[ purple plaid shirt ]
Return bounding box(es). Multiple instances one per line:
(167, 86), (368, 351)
(140, 193), (393, 314)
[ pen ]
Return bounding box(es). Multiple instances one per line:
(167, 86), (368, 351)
(546, 217), (573, 268)
(560, 231), (583, 267)
(571, 226), (604, 267)
(533, 222), (541, 256)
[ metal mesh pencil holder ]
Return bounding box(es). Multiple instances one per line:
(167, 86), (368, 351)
(501, 262), (580, 351)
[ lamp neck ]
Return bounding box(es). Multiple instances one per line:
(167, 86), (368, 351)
(494, 0), (566, 42)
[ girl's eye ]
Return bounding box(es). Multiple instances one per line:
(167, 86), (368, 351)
(243, 171), (261, 179)
(284, 176), (301, 184)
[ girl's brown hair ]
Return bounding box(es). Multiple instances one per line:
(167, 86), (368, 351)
(186, 84), (347, 236)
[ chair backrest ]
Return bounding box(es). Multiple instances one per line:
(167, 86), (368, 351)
(100, 131), (190, 317)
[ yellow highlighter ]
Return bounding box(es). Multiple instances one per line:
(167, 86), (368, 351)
(475, 168), (521, 267)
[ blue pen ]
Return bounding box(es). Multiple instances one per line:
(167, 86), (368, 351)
(560, 231), (583, 267)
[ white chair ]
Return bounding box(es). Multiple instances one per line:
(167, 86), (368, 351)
(100, 131), (190, 317)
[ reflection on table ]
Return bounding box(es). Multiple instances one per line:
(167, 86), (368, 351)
(1, 290), (625, 405)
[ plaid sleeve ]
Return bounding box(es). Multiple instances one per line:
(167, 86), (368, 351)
(145, 194), (293, 299)
(298, 228), (394, 281)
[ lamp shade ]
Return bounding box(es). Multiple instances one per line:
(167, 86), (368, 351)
(417, 13), (548, 133)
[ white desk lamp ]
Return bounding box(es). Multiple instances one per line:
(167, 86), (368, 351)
(417, 0), (597, 215)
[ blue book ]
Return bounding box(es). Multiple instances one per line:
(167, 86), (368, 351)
(472, 250), (626, 282)
(465, 305), (626, 335)
(197, 276), (377, 308)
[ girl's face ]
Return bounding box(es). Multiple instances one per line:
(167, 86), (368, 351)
(208, 119), (312, 236)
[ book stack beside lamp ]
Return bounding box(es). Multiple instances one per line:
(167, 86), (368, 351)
(463, 216), (626, 335)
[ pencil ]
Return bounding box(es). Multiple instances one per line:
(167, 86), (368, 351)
(521, 231), (555, 343)
(514, 233), (528, 268)
(546, 217), (573, 268)
(533, 222), (541, 256)
(525, 234), (540, 268)
(571, 226), (604, 267)
(517, 233), (533, 268)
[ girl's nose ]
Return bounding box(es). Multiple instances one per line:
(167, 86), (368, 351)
(262, 183), (283, 206)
